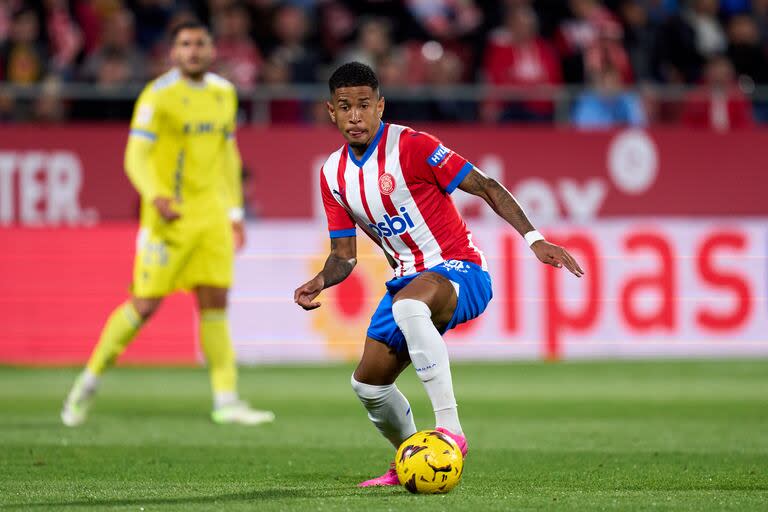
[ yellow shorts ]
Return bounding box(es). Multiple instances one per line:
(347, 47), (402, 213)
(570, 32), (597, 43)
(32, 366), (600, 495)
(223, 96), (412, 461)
(132, 219), (234, 297)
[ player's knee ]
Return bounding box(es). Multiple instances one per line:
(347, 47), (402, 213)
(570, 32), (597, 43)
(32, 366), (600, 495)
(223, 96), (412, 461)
(131, 298), (161, 321)
(392, 299), (431, 327)
(351, 374), (394, 406)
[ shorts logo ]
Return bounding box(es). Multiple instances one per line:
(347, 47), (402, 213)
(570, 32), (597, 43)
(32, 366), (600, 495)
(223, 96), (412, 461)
(427, 144), (451, 166)
(379, 173), (396, 195)
(442, 260), (469, 273)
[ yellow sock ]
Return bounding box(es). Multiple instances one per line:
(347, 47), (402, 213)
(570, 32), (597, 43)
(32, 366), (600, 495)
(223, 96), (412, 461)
(199, 309), (237, 395)
(86, 302), (143, 375)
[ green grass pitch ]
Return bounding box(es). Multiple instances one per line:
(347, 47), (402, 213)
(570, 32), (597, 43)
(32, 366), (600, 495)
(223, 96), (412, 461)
(1, 361), (766, 511)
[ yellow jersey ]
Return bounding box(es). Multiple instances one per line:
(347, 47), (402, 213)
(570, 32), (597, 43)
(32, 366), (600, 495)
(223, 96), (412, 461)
(125, 69), (242, 228)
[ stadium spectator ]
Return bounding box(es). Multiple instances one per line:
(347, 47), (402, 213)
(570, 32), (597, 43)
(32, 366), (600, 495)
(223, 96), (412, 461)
(572, 65), (646, 127)
(43, 0), (84, 79)
(424, 46), (476, 121)
(556, 0), (622, 83)
(132, 0), (174, 51)
(482, 5), (562, 122)
(655, 0), (725, 83)
(583, 15), (633, 85)
(376, 50), (430, 121)
(77, 47), (137, 120)
(726, 14), (768, 86)
(754, 0), (768, 45)
(0, 89), (13, 120)
(80, 9), (145, 83)
(268, 4), (317, 83)
(618, 0), (658, 82)
(0, 0), (14, 44)
(262, 54), (304, 123)
(335, 17), (393, 70)
(405, 0), (483, 41)
(211, 2), (262, 89)
(0, 8), (47, 84)
(32, 75), (66, 122)
(681, 54), (754, 130)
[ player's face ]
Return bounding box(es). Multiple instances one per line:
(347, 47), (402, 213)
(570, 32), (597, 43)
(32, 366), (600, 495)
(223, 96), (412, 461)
(171, 28), (215, 79)
(327, 86), (385, 149)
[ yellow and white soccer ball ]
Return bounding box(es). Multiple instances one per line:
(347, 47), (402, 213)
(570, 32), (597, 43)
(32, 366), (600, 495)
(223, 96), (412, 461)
(395, 430), (464, 494)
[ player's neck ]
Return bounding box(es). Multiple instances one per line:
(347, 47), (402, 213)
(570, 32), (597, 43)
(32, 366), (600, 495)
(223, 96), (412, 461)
(179, 69), (207, 85)
(348, 120), (382, 159)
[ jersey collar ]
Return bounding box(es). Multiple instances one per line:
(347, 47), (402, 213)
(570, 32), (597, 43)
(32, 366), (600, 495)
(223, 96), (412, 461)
(347, 122), (385, 168)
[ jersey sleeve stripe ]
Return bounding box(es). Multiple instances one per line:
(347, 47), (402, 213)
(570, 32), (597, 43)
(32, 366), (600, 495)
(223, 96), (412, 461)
(445, 162), (473, 194)
(330, 228), (357, 238)
(130, 129), (157, 141)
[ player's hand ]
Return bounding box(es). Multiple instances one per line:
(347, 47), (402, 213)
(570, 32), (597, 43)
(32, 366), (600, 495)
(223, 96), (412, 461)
(294, 275), (325, 310)
(531, 240), (584, 277)
(153, 197), (180, 222)
(232, 221), (246, 251)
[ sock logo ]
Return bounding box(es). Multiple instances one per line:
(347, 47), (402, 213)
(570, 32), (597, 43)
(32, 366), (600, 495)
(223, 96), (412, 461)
(415, 362), (437, 372)
(368, 207), (415, 238)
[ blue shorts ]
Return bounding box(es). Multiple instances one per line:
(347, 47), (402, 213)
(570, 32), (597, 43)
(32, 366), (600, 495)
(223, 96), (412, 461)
(366, 260), (493, 353)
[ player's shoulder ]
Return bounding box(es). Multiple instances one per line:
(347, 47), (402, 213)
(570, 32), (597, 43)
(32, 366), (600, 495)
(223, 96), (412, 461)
(137, 69), (181, 104)
(393, 124), (441, 156)
(149, 69), (182, 93)
(320, 145), (346, 180)
(204, 72), (236, 93)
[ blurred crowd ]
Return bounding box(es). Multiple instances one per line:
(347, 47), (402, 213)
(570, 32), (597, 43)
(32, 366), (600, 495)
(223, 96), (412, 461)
(1, 0), (767, 128)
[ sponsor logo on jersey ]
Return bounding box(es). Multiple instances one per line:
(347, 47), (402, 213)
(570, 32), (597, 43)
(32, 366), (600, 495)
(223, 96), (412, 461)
(368, 207), (416, 238)
(379, 172), (396, 195)
(427, 144), (451, 166)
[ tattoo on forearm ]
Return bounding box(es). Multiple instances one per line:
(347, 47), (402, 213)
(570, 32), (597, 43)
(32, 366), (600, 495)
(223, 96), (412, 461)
(485, 179), (535, 236)
(320, 254), (356, 289)
(319, 238), (356, 289)
(461, 171), (534, 235)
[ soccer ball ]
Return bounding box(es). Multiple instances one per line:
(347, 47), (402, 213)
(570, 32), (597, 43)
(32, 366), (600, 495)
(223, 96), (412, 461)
(395, 430), (464, 494)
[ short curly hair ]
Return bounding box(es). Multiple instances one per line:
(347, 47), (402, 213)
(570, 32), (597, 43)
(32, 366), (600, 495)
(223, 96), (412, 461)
(328, 62), (379, 94)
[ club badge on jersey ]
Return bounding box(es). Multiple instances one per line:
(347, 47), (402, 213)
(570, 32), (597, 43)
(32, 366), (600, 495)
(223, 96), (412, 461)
(378, 173), (396, 195)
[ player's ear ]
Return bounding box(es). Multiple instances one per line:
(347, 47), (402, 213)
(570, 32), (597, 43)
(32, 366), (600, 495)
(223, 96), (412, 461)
(326, 101), (336, 123)
(377, 96), (385, 119)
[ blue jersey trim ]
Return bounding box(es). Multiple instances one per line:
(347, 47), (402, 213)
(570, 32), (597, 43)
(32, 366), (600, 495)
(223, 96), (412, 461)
(330, 228), (357, 238)
(347, 122), (385, 168)
(130, 129), (157, 141)
(445, 162), (473, 194)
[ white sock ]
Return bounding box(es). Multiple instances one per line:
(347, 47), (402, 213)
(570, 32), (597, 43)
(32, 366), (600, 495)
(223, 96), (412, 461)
(392, 298), (463, 436)
(214, 391), (238, 409)
(80, 369), (101, 392)
(351, 375), (417, 449)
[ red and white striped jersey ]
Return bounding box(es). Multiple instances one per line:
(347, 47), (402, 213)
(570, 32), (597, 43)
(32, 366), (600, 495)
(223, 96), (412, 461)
(320, 122), (487, 277)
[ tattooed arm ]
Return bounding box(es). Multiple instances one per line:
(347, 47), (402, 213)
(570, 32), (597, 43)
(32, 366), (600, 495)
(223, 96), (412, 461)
(294, 236), (357, 310)
(458, 168), (584, 277)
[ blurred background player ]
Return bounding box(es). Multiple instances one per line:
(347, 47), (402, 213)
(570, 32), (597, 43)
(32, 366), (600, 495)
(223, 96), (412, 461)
(293, 62), (583, 487)
(61, 21), (274, 427)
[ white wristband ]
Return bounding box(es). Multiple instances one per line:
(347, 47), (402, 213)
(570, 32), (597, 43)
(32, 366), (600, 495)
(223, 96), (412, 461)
(229, 207), (245, 222)
(524, 230), (545, 247)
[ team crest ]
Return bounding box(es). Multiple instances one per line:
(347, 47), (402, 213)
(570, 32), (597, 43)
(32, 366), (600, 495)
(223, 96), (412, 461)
(379, 173), (396, 195)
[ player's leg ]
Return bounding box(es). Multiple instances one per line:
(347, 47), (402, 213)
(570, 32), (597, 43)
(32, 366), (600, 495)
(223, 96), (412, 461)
(391, 272), (466, 442)
(62, 225), (187, 426)
(353, 336), (416, 487)
(195, 285), (274, 425)
(352, 337), (416, 448)
(61, 296), (162, 427)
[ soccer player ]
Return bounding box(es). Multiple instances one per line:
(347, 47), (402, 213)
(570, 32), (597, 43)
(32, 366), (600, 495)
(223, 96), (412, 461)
(294, 62), (584, 486)
(61, 21), (274, 427)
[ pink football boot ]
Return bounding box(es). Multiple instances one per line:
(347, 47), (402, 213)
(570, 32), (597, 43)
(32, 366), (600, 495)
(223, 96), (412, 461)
(357, 462), (399, 487)
(435, 427), (468, 457)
